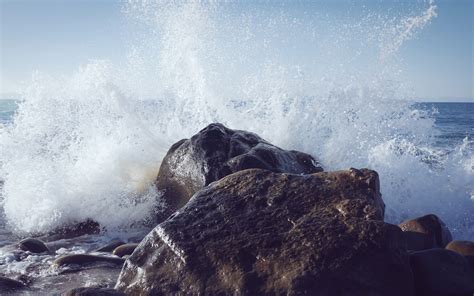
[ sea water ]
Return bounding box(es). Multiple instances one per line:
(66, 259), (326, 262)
(0, 0), (473, 293)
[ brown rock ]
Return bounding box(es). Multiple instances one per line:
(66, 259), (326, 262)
(112, 243), (139, 258)
(410, 248), (474, 296)
(446, 240), (474, 267)
(446, 240), (474, 257)
(399, 214), (452, 250)
(18, 237), (50, 253)
(155, 123), (323, 220)
(117, 169), (412, 296)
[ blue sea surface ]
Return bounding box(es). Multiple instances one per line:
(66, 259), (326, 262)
(416, 102), (474, 149)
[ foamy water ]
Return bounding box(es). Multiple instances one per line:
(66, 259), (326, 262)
(0, 0), (473, 241)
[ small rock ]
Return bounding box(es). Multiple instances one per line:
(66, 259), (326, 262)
(446, 240), (474, 267)
(112, 243), (139, 258)
(53, 254), (125, 268)
(410, 248), (474, 296)
(0, 276), (25, 291)
(95, 240), (126, 252)
(18, 237), (50, 253)
(399, 214), (452, 250)
(446, 240), (474, 257)
(62, 287), (126, 296)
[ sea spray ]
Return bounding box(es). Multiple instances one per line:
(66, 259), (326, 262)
(0, 0), (472, 239)
(0, 64), (162, 234)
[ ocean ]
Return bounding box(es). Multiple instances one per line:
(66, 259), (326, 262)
(0, 1), (473, 294)
(419, 102), (474, 149)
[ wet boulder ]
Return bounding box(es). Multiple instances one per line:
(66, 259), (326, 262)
(116, 169), (413, 296)
(399, 214), (452, 251)
(54, 254), (125, 268)
(155, 123), (323, 219)
(410, 248), (474, 296)
(446, 240), (474, 257)
(446, 240), (474, 267)
(18, 237), (50, 253)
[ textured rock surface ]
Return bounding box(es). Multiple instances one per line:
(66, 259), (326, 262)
(117, 168), (413, 296)
(18, 237), (50, 253)
(155, 123), (323, 219)
(410, 248), (474, 296)
(399, 214), (452, 251)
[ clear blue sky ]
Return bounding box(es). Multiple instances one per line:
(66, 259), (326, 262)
(0, 0), (472, 101)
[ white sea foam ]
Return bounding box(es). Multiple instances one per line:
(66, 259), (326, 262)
(0, 0), (472, 238)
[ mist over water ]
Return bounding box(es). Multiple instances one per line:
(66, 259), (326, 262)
(0, 0), (473, 239)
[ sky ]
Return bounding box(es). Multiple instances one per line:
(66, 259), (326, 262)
(0, 0), (473, 101)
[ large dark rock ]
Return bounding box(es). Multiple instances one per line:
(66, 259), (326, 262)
(410, 248), (474, 296)
(117, 168), (413, 295)
(155, 123), (323, 219)
(399, 214), (452, 251)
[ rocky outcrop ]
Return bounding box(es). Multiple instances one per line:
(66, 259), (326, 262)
(410, 248), (474, 296)
(399, 214), (452, 251)
(18, 238), (50, 253)
(155, 123), (323, 219)
(116, 168), (413, 296)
